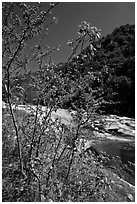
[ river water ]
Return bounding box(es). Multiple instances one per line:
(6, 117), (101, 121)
(83, 129), (135, 185)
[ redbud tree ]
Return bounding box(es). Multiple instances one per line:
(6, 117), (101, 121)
(3, 3), (108, 201)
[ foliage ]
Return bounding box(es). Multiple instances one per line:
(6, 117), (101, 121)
(2, 3), (111, 202)
(100, 24), (135, 117)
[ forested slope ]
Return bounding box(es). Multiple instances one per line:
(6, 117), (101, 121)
(56, 24), (135, 117)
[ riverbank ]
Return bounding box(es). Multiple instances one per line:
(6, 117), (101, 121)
(2, 102), (135, 200)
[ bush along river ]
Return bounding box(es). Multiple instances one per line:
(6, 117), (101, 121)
(2, 102), (135, 186)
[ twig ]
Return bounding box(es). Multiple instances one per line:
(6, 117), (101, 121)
(65, 148), (75, 181)
(46, 127), (63, 185)
(35, 106), (53, 157)
(28, 100), (39, 159)
(6, 70), (24, 175)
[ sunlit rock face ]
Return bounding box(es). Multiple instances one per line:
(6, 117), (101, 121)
(2, 102), (135, 137)
(103, 115), (135, 137)
(2, 102), (74, 126)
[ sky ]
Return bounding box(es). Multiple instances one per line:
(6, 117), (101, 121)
(2, 1), (135, 66)
(41, 2), (135, 64)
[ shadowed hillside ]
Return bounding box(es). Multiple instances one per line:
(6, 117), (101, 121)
(3, 24), (135, 117)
